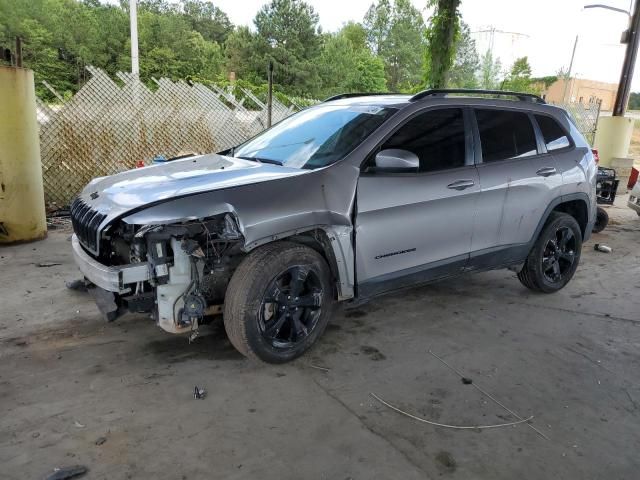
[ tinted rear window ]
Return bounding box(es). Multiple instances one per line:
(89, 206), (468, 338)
(535, 114), (571, 151)
(475, 109), (538, 162)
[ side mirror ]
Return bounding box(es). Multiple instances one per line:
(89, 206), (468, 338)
(375, 149), (419, 170)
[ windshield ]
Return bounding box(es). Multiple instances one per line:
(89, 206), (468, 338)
(233, 104), (397, 169)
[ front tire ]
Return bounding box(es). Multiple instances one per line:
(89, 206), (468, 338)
(517, 212), (582, 293)
(223, 242), (334, 363)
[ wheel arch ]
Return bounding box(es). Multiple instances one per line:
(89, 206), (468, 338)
(246, 226), (355, 301)
(531, 193), (592, 244)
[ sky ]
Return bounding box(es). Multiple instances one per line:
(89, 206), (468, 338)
(209, 0), (639, 89)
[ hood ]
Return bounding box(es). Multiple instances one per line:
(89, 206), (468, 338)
(81, 153), (308, 216)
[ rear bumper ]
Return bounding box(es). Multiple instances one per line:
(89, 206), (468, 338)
(71, 234), (150, 293)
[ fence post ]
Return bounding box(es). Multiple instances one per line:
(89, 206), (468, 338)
(267, 60), (273, 128)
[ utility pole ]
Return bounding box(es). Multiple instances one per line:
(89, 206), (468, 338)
(267, 60), (273, 128)
(613, 0), (640, 116)
(562, 35), (579, 102)
(130, 0), (139, 76)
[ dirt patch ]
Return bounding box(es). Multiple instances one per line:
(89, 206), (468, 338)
(435, 451), (457, 471)
(360, 345), (386, 361)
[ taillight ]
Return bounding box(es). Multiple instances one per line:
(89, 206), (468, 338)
(592, 149), (600, 163)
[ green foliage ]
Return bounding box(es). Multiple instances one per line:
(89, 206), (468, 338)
(363, 0), (426, 91)
(423, 0), (461, 88)
(502, 56), (537, 93)
(0, 0), (555, 103)
(531, 75), (558, 88)
(317, 24), (386, 97)
(629, 92), (640, 110)
(447, 22), (479, 88)
(0, 0), (230, 100)
(252, 0), (322, 96)
(479, 49), (502, 89)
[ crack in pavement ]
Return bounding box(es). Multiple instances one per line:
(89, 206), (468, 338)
(505, 301), (640, 326)
(308, 375), (433, 479)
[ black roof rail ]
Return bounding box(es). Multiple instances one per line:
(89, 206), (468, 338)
(410, 89), (546, 104)
(323, 92), (397, 102)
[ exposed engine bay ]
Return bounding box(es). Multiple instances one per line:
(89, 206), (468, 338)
(90, 213), (244, 334)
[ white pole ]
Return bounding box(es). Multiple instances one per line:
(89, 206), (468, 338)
(130, 0), (139, 75)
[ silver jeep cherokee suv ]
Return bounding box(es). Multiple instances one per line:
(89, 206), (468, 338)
(71, 89), (597, 363)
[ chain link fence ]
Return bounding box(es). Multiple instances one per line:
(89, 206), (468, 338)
(37, 67), (313, 206)
(36, 72), (602, 207)
(551, 100), (601, 146)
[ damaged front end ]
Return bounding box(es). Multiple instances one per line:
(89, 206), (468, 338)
(72, 213), (244, 333)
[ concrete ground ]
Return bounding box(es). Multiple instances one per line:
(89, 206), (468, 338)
(1, 199), (639, 480)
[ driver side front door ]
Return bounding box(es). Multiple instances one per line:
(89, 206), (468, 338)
(355, 107), (479, 298)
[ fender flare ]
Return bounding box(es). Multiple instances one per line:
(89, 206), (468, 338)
(528, 193), (593, 248)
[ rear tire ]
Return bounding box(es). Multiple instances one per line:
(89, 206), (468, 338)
(223, 242), (334, 363)
(592, 207), (608, 233)
(517, 212), (582, 293)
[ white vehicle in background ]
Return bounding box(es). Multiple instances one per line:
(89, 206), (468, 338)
(628, 180), (640, 216)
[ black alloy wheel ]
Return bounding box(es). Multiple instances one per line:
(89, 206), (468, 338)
(223, 241), (334, 363)
(259, 266), (324, 349)
(541, 226), (577, 284)
(517, 211), (582, 293)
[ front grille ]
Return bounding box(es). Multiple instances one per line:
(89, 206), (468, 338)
(70, 197), (106, 253)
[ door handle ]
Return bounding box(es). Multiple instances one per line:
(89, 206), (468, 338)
(536, 167), (557, 177)
(447, 179), (475, 190)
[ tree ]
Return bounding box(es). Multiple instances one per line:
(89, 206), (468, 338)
(180, 0), (233, 44)
(363, 0), (426, 91)
(478, 49), (501, 89)
(252, 0), (322, 95)
(317, 24), (386, 97)
(448, 22), (479, 88)
(502, 56), (533, 92)
(423, 0), (461, 88)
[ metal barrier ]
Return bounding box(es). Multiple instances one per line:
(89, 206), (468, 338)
(551, 100), (602, 146)
(36, 67), (308, 206)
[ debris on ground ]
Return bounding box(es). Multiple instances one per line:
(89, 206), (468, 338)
(44, 465), (88, 480)
(370, 392), (533, 430)
(594, 244), (612, 253)
(95, 436), (107, 446)
(194, 385), (207, 399)
(37, 262), (62, 267)
(308, 364), (330, 372)
(73, 421), (85, 428)
(66, 279), (88, 292)
(461, 377), (473, 385)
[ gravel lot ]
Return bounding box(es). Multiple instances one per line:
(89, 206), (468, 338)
(1, 199), (639, 480)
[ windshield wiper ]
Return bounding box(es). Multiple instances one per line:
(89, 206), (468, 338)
(236, 156), (283, 166)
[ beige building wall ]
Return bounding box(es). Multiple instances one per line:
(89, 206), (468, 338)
(542, 78), (618, 111)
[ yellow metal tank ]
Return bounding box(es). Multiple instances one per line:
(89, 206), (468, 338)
(0, 66), (47, 243)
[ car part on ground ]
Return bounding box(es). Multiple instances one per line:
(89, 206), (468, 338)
(593, 166), (619, 232)
(70, 89), (596, 363)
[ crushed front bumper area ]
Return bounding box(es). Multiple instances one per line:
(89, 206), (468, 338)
(71, 234), (151, 294)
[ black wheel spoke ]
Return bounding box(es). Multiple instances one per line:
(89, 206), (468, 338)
(542, 256), (555, 270)
(264, 283), (287, 305)
(296, 292), (322, 309)
(264, 312), (288, 338)
(559, 251), (575, 263)
(289, 310), (306, 340)
(289, 266), (308, 297)
(558, 228), (573, 249)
